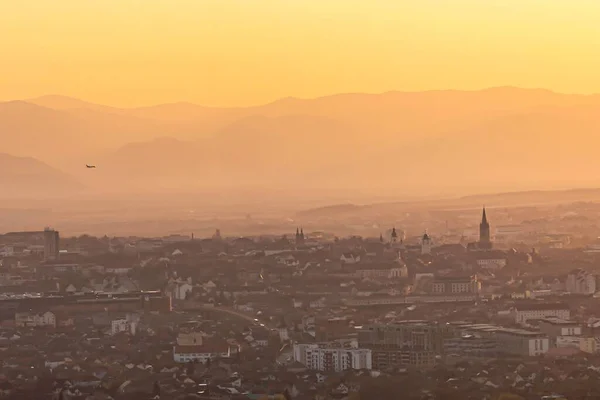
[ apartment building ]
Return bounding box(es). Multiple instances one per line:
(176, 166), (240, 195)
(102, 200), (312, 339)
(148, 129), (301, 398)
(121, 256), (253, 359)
(450, 323), (549, 357)
(513, 303), (570, 325)
(566, 269), (596, 295)
(293, 343), (372, 372)
(358, 321), (450, 369)
(430, 275), (481, 295)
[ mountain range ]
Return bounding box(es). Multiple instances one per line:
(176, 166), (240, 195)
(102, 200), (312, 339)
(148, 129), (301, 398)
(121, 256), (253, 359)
(2, 87), (600, 197)
(0, 153), (83, 197)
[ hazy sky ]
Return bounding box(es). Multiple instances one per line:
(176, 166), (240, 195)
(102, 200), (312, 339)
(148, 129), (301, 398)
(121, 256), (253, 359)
(1, 0), (600, 107)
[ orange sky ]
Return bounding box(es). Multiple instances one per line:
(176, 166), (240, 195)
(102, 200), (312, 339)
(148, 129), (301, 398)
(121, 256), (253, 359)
(1, 0), (600, 107)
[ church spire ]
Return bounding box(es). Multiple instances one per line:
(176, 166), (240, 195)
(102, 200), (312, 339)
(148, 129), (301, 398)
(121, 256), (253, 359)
(479, 206), (491, 247)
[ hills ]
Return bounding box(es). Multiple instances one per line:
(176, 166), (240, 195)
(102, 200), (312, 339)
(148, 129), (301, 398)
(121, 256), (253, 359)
(2, 87), (600, 196)
(0, 153), (83, 197)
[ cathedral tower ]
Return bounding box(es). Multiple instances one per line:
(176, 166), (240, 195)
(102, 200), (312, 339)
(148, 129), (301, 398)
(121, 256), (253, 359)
(479, 207), (491, 248)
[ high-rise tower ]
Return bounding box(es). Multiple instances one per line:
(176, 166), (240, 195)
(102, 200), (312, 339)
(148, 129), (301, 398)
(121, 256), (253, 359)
(43, 227), (60, 261)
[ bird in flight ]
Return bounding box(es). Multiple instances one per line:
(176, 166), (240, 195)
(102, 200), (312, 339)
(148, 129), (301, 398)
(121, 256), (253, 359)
(86, 164), (96, 169)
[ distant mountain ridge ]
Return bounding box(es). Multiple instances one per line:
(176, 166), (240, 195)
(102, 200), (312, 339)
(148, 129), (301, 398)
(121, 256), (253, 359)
(0, 153), (83, 197)
(1, 86), (600, 195)
(297, 187), (600, 218)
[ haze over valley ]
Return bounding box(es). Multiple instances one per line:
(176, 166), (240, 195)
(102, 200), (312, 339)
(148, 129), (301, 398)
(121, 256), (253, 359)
(2, 87), (600, 200)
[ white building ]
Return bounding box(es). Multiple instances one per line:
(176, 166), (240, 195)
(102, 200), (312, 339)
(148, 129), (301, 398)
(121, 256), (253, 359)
(278, 326), (289, 342)
(111, 319), (137, 336)
(494, 329), (549, 357)
(171, 282), (193, 301)
(111, 313), (139, 336)
(476, 258), (507, 270)
(453, 323), (549, 357)
(15, 311), (56, 328)
(430, 276), (480, 294)
(354, 265), (407, 279)
(293, 343), (372, 372)
(173, 341), (232, 363)
(566, 269), (596, 295)
(340, 253), (360, 265)
(513, 304), (570, 325)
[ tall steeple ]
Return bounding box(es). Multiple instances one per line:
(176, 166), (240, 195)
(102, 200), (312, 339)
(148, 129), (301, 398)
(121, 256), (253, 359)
(296, 227), (305, 245)
(479, 207), (490, 245)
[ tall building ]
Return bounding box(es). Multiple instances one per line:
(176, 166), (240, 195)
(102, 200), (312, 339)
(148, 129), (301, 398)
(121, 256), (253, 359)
(566, 269), (597, 295)
(293, 343), (372, 372)
(358, 321), (450, 369)
(479, 207), (492, 249)
(43, 228), (59, 261)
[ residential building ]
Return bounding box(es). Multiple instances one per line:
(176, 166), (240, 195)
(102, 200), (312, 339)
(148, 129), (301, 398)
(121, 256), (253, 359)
(475, 254), (507, 270)
(43, 228), (60, 261)
(450, 323), (549, 357)
(358, 321), (449, 369)
(293, 343), (372, 372)
(173, 340), (232, 363)
(495, 329), (549, 357)
(111, 314), (139, 336)
(169, 282), (193, 301)
(15, 311), (56, 328)
(430, 275), (480, 295)
(353, 263), (408, 279)
(566, 269), (596, 295)
(580, 337), (600, 354)
(513, 303), (570, 325)
(444, 336), (498, 359)
(539, 318), (582, 348)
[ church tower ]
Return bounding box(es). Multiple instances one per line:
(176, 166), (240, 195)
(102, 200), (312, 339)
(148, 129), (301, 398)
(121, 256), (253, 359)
(479, 207), (491, 248)
(295, 227), (305, 245)
(421, 231), (432, 255)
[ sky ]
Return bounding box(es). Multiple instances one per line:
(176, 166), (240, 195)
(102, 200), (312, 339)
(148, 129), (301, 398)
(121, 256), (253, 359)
(1, 0), (600, 107)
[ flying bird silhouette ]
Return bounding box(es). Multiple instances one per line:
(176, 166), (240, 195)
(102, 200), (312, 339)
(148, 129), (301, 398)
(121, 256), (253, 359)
(86, 164), (96, 169)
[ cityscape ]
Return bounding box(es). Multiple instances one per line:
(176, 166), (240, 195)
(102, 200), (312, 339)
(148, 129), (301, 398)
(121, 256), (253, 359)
(3, 1), (600, 399)
(2, 204), (600, 399)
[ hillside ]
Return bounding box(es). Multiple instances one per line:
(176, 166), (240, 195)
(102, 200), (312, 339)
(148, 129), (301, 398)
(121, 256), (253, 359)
(0, 153), (84, 197)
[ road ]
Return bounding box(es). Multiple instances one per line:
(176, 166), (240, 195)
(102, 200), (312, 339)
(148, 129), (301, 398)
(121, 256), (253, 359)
(179, 303), (273, 329)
